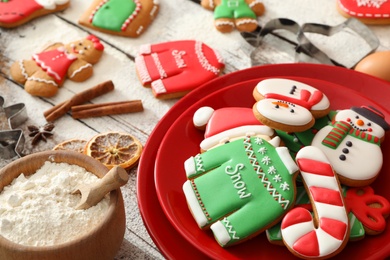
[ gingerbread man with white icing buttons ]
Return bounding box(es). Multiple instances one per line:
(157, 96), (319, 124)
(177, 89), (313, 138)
(10, 35), (104, 97)
(311, 106), (389, 187)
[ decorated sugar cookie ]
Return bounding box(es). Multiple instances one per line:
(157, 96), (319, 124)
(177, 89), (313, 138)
(183, 135), (299, 247)
(10, 35), (104, 97)
(135, 40), (224, 99)
(337, 0), (390, 25)
(79, 0), (159, 38)
(281, 146), (349, 259)
(201, 0), (265, 33)
(311, 106), (389, 187)
(252, 78), (331, 133)
(0, 0), (70, 28)
(193, 106), (274, 151)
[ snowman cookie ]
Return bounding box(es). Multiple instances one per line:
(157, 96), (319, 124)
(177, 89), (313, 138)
(311, 106), (389, 187)
(252, 78), (331, 133)
(10, 35), (104, 97)
(193, 106), (274, 151)
(183, 135), (299, 247)
(0, 0), (70, 28)
(79, 0), (159, 38)
(135, 40), (224, 99)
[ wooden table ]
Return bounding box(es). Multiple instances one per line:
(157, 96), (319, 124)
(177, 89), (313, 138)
(1, 0), (390, 259)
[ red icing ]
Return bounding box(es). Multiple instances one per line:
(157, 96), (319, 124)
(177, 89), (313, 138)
(338, 0), (390, 19)
(264, 90), (324, 110)
(310, 186), (343, 206)
(205, 107), (261, 138)
(33, 48), (76, 84)
(297, 158), (335, 177)
(345, 186), (390, 232)
(86, 35), (104, 51)
(293, 231), (319, 257)
(281, 207), (312, 229)
(320, 217), (347, 240)
(0, 0), (42, 24)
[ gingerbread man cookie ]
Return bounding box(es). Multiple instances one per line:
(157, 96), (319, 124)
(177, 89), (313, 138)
(10, 35), (104, 97)
(201, 0), (265, 33)
(79, 0), (159, 38)
(337, 0), (390, 25)
(311, 106), (389, 187)
(0, 0), (70, 28)
(183, 135), (298, 247)
(135, 40), (224, 99)
(252, 78), (331, 133)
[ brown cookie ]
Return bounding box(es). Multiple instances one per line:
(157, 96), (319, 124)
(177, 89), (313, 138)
(79, 0), (159, 38)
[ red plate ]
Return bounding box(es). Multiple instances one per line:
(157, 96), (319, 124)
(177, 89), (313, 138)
(154, 76), (390, 259)
(137, 64), (390, 259)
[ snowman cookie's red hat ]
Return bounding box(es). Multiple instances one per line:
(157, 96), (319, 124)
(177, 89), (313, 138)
(351, 106), (390, 131)
(193, 106), (274, 150)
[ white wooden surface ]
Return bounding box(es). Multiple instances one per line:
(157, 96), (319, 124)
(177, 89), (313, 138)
(1, 0), (390, 259)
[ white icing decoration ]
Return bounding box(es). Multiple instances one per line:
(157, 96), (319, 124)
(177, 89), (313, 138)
(18, 61), (28, 80)
(215, 20), (235, 27)
(225, 163), (251, 199)
(184, 157), (196, 177)
(200, 125), (274, 151)
(254, 137), (264, 145)
(193, 106), (215, 128)
(275, 147), (298, 175)
(279, 182), (290, 191)
(258, 147), (267, 155)
(138, 44), (152, 55)
(357, 0), (387, 8)
(195, 41), (221, 75)
(69, 63), (92, 78)
(135, 56), (152, 84)
(151, 53), (167, 79)
(151, 79), (167, 94)
(35, 0), (69, 10)
(261, 156), (271, 165)
(182, 180), (208, 227)
(249, 0), (263, 8)
(267, 166), (277, 175)
(273, 174), (282, 182)
(210, 220), (231, 246)
(27, 77), (58, 87)
(172, 50), (187, 68)
(236, 19), (258, 27)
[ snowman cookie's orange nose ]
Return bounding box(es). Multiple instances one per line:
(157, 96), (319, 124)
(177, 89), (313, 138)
(356, 119), (364, 126)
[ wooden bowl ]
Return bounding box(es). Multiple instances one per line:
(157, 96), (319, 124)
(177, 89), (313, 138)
(0, 150), (126, 260)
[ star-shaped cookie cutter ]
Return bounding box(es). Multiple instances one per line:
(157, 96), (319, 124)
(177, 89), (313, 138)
(0, 96), (28, 159)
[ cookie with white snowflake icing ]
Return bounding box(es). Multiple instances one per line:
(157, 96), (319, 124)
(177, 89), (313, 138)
(182, 135), (298, 247)
(337, 0), (390, 25)
(252, 78), (331, 133)
(311, 105), (389, 187)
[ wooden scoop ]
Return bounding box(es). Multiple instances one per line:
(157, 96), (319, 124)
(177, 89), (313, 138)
(72, 166), (128, 210)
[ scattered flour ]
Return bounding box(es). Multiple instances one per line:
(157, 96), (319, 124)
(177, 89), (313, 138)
(0, 161), (110, 246)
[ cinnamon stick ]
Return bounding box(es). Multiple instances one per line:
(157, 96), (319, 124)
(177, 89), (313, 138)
(44, 80), (115, 122)
(71, 100), (143, 119)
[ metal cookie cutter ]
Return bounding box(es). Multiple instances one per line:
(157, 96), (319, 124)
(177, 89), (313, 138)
(0, 96), (28, 159)
(242, 18), (379, 68)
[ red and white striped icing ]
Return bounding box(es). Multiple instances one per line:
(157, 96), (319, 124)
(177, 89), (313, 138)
(281, 146), (349, 258)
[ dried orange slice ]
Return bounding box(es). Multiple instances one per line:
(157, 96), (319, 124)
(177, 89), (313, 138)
(53, 139), (87, 153)
(84, 132), (142, 170)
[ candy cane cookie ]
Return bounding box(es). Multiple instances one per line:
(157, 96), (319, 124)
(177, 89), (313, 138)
(281, 146), (349, 259)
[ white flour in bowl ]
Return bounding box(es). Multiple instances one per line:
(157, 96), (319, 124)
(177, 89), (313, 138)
(0, 161), (110, 246)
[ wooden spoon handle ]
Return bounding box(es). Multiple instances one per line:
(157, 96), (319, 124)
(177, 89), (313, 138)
(98, 166), (128, 194)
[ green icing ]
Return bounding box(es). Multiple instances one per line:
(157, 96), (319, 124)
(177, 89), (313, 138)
(92, 0), (136, 31)
(214, 0), (256, 20)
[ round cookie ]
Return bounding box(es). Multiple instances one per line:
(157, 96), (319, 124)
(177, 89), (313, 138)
(252, 78), (331, 132)
(311, 106), (389, 187)
(0, 0), (70, 28)
(336, 0), (390, 25)
(78, 0), (159, 38)
(10, 35), (104, 97)
(135, 40), (224, 99)
(182, 135), (299, 247)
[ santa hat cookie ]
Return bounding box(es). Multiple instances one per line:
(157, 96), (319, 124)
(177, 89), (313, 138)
(0, 0), (70, 28)
(337, 0), (390, 25)
(252, 78), (331, 133)
(193, 106), (274, 151)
